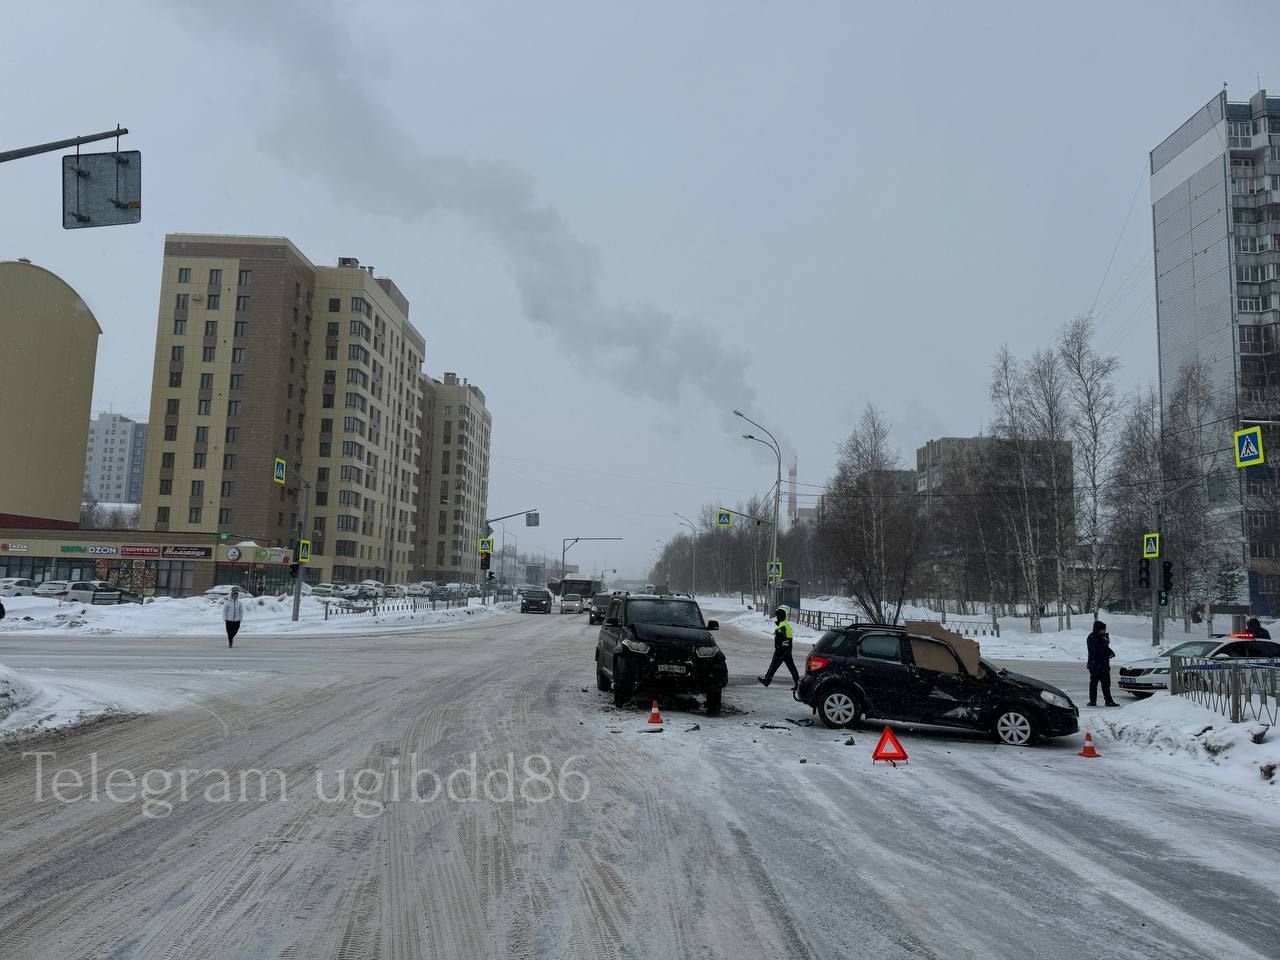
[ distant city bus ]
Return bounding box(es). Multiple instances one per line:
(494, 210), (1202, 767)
(556, 574), (600, 598)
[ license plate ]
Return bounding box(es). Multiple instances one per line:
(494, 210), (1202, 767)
(657, 664), (687, 674)
(1118, 677), (1136, 684)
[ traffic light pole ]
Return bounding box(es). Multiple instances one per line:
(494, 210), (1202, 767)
(1151, 500), (1163, 647)
(292, 478), (311, 623)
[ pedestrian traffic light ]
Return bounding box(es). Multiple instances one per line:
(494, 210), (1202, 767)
(1161, 560), (1173, 592)
(289, 563), (299, 579)
(1138, 558), (1151, 589)
(480, 551), (491, 570)
(1158, 589), (1169, 607)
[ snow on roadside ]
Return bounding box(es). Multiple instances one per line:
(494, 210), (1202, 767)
(1093, 694), (1279, 795)
(0, 661), (40, 721)
(0, 594), (512, 638)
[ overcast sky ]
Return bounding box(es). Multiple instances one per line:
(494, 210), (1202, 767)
(2, 1), (1273, 577)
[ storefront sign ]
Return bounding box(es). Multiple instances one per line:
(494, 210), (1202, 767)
(120, 545), (161, 558)
(87, 545), (116, 555)
(162, 546), (213, 560)
(0, 542), (29, 553)
(60, 544), (87, 554)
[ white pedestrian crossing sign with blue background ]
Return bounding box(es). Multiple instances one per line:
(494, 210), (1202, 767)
(716, 509), (732, 527)
(273, 457), (287, 485)
(1234, 425), (1264, 468)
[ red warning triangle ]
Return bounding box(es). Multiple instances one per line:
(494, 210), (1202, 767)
(872, 726), (908, 763)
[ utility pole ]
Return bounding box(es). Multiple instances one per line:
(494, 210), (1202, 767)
(1151, 499), (1163, 647)
(674, 513), (697, 598)
(735, 410), (783, 612)
(292, 477), (311, 623)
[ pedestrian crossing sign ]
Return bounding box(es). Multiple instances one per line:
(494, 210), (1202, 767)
(1234, 425), (1264, 468)
(478, 537), (494, 553)
(273, 457), (287, 485)
(715, 509), (732, 527)
(298, 539), (311, 563)
(767, 560), (782, 578)
(1142, 533), (1160, 559)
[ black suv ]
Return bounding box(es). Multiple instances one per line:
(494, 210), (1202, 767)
(520, 588), (552, 614)
(587, 592), (613, 625)
(595, 594), (728, 714)
(795, 624), (1078, 746)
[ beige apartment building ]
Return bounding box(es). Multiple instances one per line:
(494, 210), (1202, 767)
(140, 235), (427, 585)
(0, 259), (101, 528)
(414, 372), (492, 584)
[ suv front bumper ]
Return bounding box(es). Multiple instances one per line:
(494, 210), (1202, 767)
(620, 651), (728, 693)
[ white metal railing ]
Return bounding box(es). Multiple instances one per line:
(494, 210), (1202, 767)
(1170, 655), (1280, 724)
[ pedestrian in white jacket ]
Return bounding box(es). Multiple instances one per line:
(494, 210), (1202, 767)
(223, 588), (244, 648)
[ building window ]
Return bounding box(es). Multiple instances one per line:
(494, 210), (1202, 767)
(227, 400), (241, 416)
(220, 480), (234, 497)
(198, 399), (212, 415)
(195, 426), (208, 442)
(209, 268), (222, 285)
(166, 398), (180, 415)
(159, 452), (175, 470)
(348, 344), (370, 363)
(350, 319), (370, 338)
(236, 295), (250, 312)
(346, 369), (368, 387)
(225, 426), (239, 442)
(188, 507), (202, 524)
(322, 393), (335, 408)
(328, 298), (340, 313)
(203, 320), (217, 337)
(237, 269), (252, 286)
(206, 294), (221, 310)
(335, 540), (357, 557)
(342, 440), (364, 458)
(191, 480), (204, 497)
(229, 374), (243, 390)
(168, 371), (182, 388)
(343, 416), (365, 435)
(319, 441), (331, 457)
(159, 478), (172, 495)
(340, 465), (363, 483)
(163, 424), (178, 441)
(321, 418), (333, 433)
(193, 452), (206, 469)
(200, 372), (214, 389)
(1238, 296), (1268, 312)
(314, 492), (328, 506)
(178, 267), (190, 283)
(173, 319), (186, 335)
(351, 297), (366, 313)
(232, 348), (246, 363)
(202, 346), (216, 362)
(231, 320), (246, 337)
(157, 506), (170, 524)
(176, 293), (189, 310)
(218, 508), (232, 525)
(171, 345), (184, 362)
(324, 370), (336, 385)
(223, 453), (236, 469)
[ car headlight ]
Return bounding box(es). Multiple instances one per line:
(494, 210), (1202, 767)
(622, 638), (649, 654)
(695, 645), (719, 658)
(1152, 668), (1169, 675)
(1039, 690), (1073, 709)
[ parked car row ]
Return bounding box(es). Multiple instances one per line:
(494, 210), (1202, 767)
(2, 578), (127, 604)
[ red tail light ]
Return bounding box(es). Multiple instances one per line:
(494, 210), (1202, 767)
(806, 654), (829, 673)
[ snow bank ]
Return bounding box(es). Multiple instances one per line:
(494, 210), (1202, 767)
(1094, 694), (1279, 794)
(0, 661), (40, 721)
(0, 594), (512, 638)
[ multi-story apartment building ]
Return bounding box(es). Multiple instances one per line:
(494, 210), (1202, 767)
(1, 258), (100, 528)
(140, 236), (426, 585)
(1151, 89), (1280, 613)
(84, 413), (148, 503)
(414, 372), (493, 584)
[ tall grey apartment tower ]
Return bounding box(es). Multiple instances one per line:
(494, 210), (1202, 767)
(1151, 89), (1280, 614)
(84, 412), (148, 504)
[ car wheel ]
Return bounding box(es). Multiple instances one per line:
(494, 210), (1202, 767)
(817, 688), (861, 729)
(596, 661), (611, 691)
(1129, 691), (1154, 700)
(612, 658), (633, 707)
(705, 688), (722, 716)
(992, 707), (1038, 746)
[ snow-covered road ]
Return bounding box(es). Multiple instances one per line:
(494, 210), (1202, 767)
(0, 611), (1276, 958)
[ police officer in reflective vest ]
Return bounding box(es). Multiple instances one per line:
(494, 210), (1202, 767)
(758, 607), (799, 689)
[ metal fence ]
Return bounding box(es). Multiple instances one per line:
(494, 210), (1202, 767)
(1170, 655), (1280, 725)
(788, 608), (1000, 638)
(321, 596), (471, 620)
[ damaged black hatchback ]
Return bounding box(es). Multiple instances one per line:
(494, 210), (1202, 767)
(795, 624), (1078, 746)
(595, 594), (728, 715)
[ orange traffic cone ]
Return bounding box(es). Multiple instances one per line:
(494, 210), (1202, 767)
(647, 700), (663, 725)
(1078, 731), (1100, 758)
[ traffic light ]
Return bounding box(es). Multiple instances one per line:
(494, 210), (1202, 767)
(289, 563), (299, 579)
(1138, 558), (1151, 589)
(1161, 560), (1173, 592)
(480, 551), (491, 571)
(1158, 590), (1169, 607)
(487, 570), (495, 580)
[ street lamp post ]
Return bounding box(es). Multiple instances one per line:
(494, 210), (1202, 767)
(735, 409), (782, 612)
(674, 512), (697, 599)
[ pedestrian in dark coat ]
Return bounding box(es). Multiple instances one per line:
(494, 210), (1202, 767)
(758, 607), (800, 689)
(1246, 617), (1272, 640)
(1086, 620), (1118, 707)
